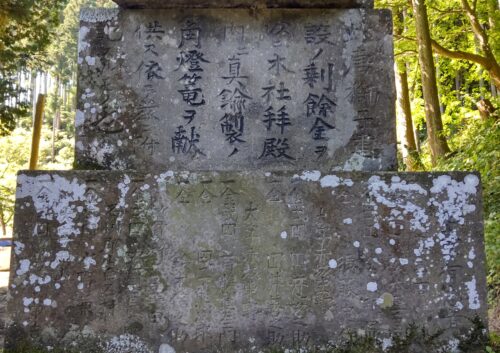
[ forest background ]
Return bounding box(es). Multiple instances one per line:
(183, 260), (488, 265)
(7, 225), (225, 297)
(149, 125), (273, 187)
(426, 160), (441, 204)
(0, 0), (498, 349)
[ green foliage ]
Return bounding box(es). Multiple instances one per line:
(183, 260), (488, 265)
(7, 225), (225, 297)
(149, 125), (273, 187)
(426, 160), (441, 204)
(0, 128), (31, 236)
(0, 0), (68, 134)
(0, 76), (29, 135)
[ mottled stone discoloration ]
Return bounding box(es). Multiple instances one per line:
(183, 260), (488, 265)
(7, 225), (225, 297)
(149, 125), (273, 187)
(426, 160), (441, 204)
(76, 8), (396, 172)
(7, 170), (487, 352)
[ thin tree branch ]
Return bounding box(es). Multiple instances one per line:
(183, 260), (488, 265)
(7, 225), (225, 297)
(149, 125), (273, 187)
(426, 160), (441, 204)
(394, 34), (417, 42)
(395, 50), (419, 57)
(431, 39), (490, 68)
(428, 5), (464, 14)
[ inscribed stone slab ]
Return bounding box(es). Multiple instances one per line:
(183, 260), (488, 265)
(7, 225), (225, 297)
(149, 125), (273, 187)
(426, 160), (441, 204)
(76, 8), (396, 171)
(113, 0), (374, 9)
(7, 170), (487, 352)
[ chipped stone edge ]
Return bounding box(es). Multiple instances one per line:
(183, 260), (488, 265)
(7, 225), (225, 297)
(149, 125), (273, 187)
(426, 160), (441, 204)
(80, 8), (120, 22)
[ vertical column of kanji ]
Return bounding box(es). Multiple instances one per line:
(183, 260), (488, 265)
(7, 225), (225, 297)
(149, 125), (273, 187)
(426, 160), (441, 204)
(301, 23), (337, 160)
(217, 24), (252, 158)
(171, 18), (208, 157)
(351, 46), (382, 160)
(258, 22), (295, 162)
(135, 20), (166, 157)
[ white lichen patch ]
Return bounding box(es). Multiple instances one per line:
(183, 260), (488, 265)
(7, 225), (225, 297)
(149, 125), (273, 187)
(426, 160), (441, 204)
(14, 241), (25, 255)
(367, 282), (378, 292)
(424, 174), (479, 263)
(465, 276), (480, 310)
(437, 230), (459, 263)
(83, 256), (97, 270)
(103, 334), (153, 353)
(117, 174), (131, 209)
(319, 175), (353, 188)
(382, 337), (393, 351)
(43, 298), (52, 306)
(92, 142), (116, 167)
(367, 175), (429, 233)
(85, 56), (96, 65)
(155, 170), (175, 185)
(298, 170), (321, 182)
(29, 274), (51, 286)
(75, 110), (85, 128)
(16, 259), (30, 276)
(23, 297), (34, 307)
(429, 174), (479, 227)
(78, 26), (90, 54)
(50, 251), (75, 269)
(447, 338), (460, 353)
(341, 152), (382, 171)
(328, 259), (338, 269)
(158, 343), (176, 353)
(17, 174), (92, 245)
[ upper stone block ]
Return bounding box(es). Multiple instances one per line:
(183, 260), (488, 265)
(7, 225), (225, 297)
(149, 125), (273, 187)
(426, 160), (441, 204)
(76, 8), (396, 171)
(113, 0), (374, 9)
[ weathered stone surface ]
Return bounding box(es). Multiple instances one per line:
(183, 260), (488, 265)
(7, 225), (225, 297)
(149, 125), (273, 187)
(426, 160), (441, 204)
(113, 0), (374, 9)
(7, 170), (487, 352)
(76, 8), (396, 171)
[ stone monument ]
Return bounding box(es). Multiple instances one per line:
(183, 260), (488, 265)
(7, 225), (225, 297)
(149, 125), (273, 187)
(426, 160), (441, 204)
(5, 1), (488, 353)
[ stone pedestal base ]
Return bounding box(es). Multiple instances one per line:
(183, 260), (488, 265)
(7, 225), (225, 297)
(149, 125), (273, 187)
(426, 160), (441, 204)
(7, 170), (487, 352)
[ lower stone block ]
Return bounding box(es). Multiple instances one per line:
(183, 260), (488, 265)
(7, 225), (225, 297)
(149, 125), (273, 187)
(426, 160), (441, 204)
(7, 170), (488, 352)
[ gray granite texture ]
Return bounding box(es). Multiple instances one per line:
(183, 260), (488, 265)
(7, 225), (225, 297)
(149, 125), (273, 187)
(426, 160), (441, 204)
(7, 170), (487, 352)
(76, 8), (396, 172)
(113, 0), (374, 9)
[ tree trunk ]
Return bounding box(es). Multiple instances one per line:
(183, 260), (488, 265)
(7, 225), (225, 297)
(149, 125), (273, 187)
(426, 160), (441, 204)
(43, 71), (48, 95)
(0, 203), (7, 238)
(435, 58), (445, 114)
(395, 61), (423, 170)
(30, 70), (37, 120)
(460, 0), (500, 89)
(412, 0), (451, 165)
(52, 76), (61, 163)
(393, 7), (422, 170)
(63, 84), (68, 111)
(455, 69), (462, 101)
